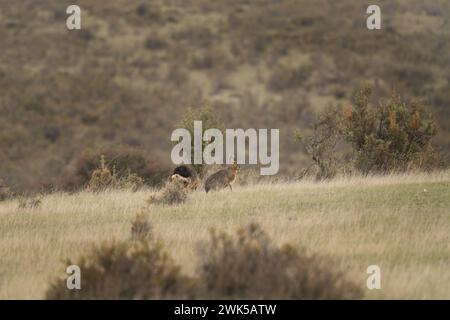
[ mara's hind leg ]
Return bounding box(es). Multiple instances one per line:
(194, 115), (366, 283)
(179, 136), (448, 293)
(228, 184), (232, 191)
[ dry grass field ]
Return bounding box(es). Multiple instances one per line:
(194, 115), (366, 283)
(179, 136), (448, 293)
(0, 171), (449, 299)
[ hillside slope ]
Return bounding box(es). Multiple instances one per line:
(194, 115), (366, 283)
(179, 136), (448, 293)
(1, 0), (450, 190)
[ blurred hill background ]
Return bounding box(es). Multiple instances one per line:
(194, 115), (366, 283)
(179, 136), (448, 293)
(0, 0), (449, 192)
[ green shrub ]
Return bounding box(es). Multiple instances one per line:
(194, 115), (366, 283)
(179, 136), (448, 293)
(342, 87), (441, 173)
(300, 87), (445, 177)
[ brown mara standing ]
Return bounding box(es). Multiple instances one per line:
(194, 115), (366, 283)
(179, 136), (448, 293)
(204, 161), (239, 193)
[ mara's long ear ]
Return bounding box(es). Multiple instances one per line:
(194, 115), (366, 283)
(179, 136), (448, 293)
(227, 154), (234, 165)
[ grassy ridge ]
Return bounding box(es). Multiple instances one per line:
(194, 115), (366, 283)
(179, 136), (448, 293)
(0, 171), (449, 299)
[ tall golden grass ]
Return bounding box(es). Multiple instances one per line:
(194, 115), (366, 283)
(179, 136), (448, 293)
(0, 171), (449, 299)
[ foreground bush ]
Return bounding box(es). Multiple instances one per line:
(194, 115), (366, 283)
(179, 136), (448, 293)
(46, 239), (194, 299)
(46, 222), (363, 299)
(196, 224), (363, 299)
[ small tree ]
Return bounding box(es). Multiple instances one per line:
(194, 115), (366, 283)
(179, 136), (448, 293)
(297, 106), (341, 180)
(177, 104), (224, 177)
